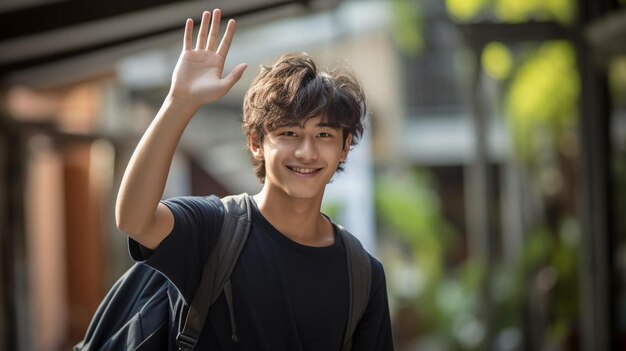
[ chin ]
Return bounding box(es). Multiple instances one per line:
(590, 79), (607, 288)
(283, 187), (323, 200)
(278, 181), (327, 200)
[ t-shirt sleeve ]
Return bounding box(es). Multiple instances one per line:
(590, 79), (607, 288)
(127, 196), (223, 302)
(351, 255), (395, 351)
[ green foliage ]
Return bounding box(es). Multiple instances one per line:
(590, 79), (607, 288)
(482, 42), (513, 80)
(376, 169), (580, 349)
(551, 219), (580, 339)
(445, 0), (576, 24)
(493, 0), (536, 23)
(390, 0), (424, 58)
(376, 171), (455, 289)
(494, 0), (575, 24)
(609, 58), (626, 105)
(376, 170), (467, 345)
(504, 41), (580, 163)
(545, 0), (576, 24)
(609, 57), (626, 255)
(515, 223), (580, 341)
(522, 227), (554, 269)
(445, 0), (488, 21)
(321, 201), (341, 221)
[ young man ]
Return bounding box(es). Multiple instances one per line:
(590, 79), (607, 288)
(115, 8), (393, 350)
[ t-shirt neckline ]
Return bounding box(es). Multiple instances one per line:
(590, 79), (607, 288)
(248, 196), (342, 254)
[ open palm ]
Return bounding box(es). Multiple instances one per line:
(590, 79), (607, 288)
(169, 10), (247, 107)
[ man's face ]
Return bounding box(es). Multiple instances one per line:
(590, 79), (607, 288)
(252, 115), (351, 200)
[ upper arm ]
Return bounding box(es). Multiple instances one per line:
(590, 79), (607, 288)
(127, 202), (175, 250)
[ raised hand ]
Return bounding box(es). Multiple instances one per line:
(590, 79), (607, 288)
(168, 9), (247, 108)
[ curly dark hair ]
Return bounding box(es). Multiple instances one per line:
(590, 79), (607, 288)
(242, 52), (367, 182)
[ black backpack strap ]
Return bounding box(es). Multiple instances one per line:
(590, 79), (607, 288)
(176, 194), (251, 350)
(335, 223), (372, 351)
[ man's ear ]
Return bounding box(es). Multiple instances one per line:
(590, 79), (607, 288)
(248, 134), (264, 160)
(341, 133), (353, 161)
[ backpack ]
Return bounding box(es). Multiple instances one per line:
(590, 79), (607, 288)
(75, 193), (372, 351)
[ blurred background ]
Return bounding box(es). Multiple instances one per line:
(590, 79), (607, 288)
(1, 0), (625, 350)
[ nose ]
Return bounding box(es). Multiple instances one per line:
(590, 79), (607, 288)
(294, 136), (318, 162)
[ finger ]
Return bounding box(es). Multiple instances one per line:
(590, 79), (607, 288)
(222, 63), (248, 89)
(195, 11), (211, 50)
(217, 19), (236, 58)
(183, 18), (193, 50)
(207, 9), (222, 51)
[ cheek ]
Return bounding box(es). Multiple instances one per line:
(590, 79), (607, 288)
(321, 144), (344, 162)
(263, 146), (283, 167)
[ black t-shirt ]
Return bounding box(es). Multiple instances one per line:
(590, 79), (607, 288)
(129, 196), (394, 350)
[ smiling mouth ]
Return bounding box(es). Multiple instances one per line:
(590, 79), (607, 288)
(287, 166), (323, 175)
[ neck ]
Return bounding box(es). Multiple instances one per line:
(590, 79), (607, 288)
(253, 185), (334, 247)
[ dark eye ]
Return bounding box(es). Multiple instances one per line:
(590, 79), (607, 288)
(318, 132), (332, 138)
(281, 131), (297, 137)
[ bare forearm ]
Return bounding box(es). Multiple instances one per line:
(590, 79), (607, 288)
(115, 95), (198, 235)
(115, 9), (245, 242)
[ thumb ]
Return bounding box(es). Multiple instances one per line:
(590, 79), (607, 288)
(222, 63), (248, 89)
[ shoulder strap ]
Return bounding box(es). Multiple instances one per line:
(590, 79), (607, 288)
(335, 223), (372, 351)
(176, 194), (252, 351)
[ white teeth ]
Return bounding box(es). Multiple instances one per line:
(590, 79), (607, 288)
(292, 167), (317, 174)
